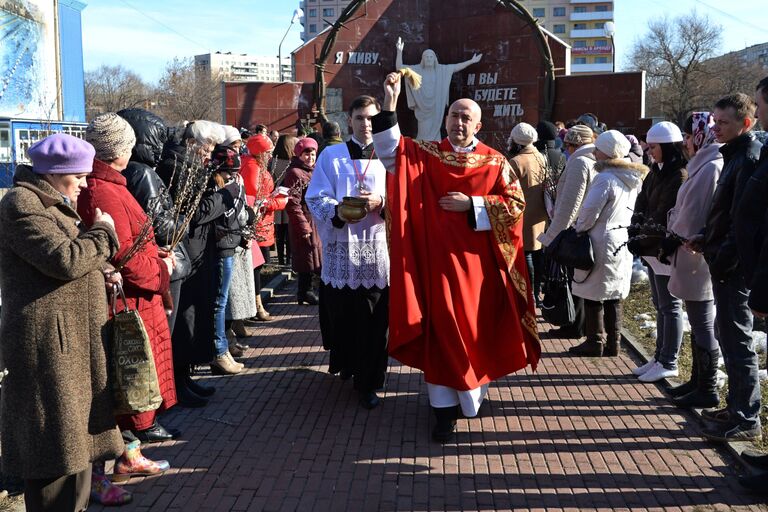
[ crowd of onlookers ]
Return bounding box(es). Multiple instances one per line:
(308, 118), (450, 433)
(3, 76), (768, 509)
(516, 79), (768, 494)
(0, 111), (340, 509)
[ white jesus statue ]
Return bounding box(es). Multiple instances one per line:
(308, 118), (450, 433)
(395, 37), (483, 141)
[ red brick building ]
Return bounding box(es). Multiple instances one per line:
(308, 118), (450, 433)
(224, 0), (647, 148)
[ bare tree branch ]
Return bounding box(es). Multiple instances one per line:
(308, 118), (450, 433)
(154, 57), (223, 124)
(84, 65), (150, 120)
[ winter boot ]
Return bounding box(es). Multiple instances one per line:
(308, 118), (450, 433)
(297, 273), (319, 305)
(673, 346), (720, 409)
(230, 319), (254, 338)
(210, 351), (244, 375)
(432, 406), (459, 443)
(602, 299), (622, 357)
(669, 335), (699, 397)
(187, 376), (216, 397)
(112, 441), (170, 482)
(91, 461), (132, 505)
(254, 295), (273, 321)
(570, 299), (605, 357)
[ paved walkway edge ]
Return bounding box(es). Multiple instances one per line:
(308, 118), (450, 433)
(621, 329), (756, 474)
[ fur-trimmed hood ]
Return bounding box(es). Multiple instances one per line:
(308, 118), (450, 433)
(594, 158), (648, 189)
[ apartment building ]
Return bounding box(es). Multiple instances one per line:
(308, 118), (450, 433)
(298, 0), (615, 74)
(299, 0), (345, 41)
(194, 52), (293, 82)
(521, 0), (615, 73)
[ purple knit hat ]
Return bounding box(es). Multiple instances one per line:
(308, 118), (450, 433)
(28, 133), (96, 174)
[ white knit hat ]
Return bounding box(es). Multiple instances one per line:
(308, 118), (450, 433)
(594, 130), (631, 159)
(510, 122), (538, 146)
(222, 125), (241, 146)
(85, 113), (136, 162)
(646, 121), (683, 144)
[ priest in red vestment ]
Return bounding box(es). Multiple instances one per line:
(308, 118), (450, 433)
(372, 72), (541, 443)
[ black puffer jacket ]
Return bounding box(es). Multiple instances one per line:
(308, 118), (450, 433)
(703, 132), (762, 281)
(735, 145), (768, 310)
(213, 176), (248, 257)
(629, 157), (687, 257)
(117, 108), (191, 281)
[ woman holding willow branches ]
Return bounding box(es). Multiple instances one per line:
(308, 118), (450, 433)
(77, 114), (178, 499)
(662, 113), (723, 408)
(627, 122), (688, 384)
(160, 121), (246, 379)
(208, 145), (251, 374)
(241, 134), (289, 321)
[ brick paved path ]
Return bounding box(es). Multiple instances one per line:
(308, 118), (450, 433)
(91, 282), (768, 511)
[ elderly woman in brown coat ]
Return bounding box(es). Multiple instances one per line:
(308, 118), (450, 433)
(508, 122), (549, 306)
(0, 134), (123, 511)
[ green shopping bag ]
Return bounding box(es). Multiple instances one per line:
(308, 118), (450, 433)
(108, 283), (162, 415)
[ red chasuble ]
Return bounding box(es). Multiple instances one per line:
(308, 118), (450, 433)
(387, 137), (541, 391)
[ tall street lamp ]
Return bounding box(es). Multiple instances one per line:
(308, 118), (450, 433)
(279, 8), (303, 82)
(604, 21), (616, 73)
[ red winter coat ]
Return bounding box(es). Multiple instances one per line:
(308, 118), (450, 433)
(241, 155), (285, 248)
(78, 160), (177, 431)
(284, 157), (321, 273)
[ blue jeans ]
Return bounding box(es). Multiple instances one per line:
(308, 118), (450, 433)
(213, 256), (234, 357)
(648, 267), (684, 370)
(685, 299), (719, 352)
(712, 276), (760, 428)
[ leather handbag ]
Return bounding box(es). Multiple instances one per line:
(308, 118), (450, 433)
(540, 258), (576, 326)
(544, 227), (595, 271)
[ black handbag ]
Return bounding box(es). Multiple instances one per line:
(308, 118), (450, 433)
(540, 258), (576, 326)
(544, 227), (595, 271)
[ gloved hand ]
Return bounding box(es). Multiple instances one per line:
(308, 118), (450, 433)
(626, 238), (642, 256)
(658, 237), (682, 265)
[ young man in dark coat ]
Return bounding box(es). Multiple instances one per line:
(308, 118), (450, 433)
(734, 76), (768, 494)
(691, 93), (763, 443)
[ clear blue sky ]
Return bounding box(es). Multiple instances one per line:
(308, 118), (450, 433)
(82, 0), (768, 83)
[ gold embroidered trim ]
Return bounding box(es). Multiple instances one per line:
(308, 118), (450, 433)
(413, 140), (507, 169)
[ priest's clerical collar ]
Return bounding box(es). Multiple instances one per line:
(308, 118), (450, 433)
(351, 135), (372, 149)
(451, 137), (479, 153)
(347, 136), (377, 160)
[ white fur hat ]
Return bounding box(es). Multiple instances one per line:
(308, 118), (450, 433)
(594, 130), (631, 159)
(510, 122), (538, 146)
(646, 121), (683, 144)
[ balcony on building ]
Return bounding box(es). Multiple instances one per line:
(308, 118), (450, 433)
(571, 63), (613, 73)
(570, 28), (608, 38)
(570, 11), (613, 21)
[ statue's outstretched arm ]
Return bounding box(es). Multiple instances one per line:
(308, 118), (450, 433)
(395, 36), (405, 70)
(451, 53), (483, 73)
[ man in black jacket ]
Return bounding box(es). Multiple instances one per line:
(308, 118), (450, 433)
(693, 93), (763, 443)
(734, 77), (768, 494)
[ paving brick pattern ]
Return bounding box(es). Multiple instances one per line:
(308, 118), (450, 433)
(91, 282), (768, 511)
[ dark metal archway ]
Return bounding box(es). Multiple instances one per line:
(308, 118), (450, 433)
(311, 0), (556, 123)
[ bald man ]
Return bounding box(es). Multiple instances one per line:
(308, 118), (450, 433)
(372, 72), (541, 443)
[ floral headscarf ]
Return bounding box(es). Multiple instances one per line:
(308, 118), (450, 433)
(691, 112), (716, 151)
